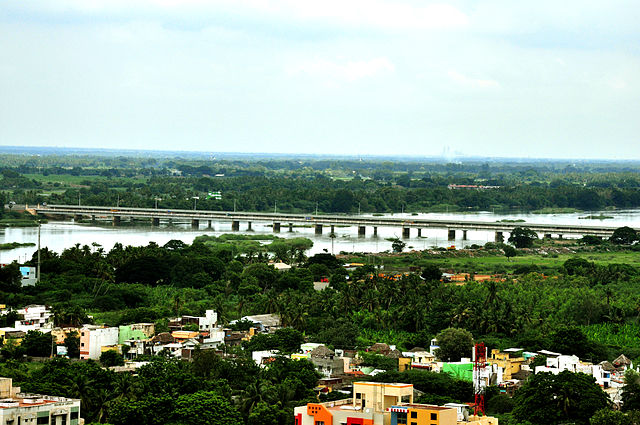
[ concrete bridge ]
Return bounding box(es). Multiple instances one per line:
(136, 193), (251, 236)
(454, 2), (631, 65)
(29, 204), (632, 241)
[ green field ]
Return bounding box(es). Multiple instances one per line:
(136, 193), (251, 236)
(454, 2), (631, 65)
(347, 249), (640, 274)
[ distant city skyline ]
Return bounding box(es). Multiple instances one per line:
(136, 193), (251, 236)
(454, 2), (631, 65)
(1, 1), (639, 159)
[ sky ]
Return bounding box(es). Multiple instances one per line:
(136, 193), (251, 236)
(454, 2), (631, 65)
(1, 1), (639, 159)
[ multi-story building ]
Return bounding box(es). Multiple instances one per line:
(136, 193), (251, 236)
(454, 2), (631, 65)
(168, 310), (218, 332)
(80, 326), (119, 360)
(487, 349), (526, 381)
(294, 382), (498, 425)
(0, 377), (82, 425)
(1, 305), (53, 332)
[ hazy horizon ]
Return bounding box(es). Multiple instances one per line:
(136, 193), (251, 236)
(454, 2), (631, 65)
(1, 1), (639, 159)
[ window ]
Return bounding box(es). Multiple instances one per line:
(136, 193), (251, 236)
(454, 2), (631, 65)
(37, 417), (49, 425)
(315, 421), (324, 425)
(410, 422), (417, 425)
(430, 413), (437, 420)
(410, 412), (417, 419)
(396, 412), (407, 424)
(70, 412), (78, 420)
(356, 393), (362, 399)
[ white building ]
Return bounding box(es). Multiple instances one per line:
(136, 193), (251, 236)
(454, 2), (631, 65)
(0, 377), (81, 425)
(80, 326), (119, 360)
(535, 353), (612, 388)
(14, 305), (53, 331)
(252, 350), (280, 367)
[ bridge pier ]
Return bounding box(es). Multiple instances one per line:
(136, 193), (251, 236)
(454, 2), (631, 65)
(330, 225), (335, 234)
(232, 220), (240, 231)
(273, 222), (280, 233)
(544, 233), (552, 239)
(315, 224), (323, 235)
(191, 219), (199, 229)
(113, 216), (121, 226)
(358, 226), (366, 236)
(208, 220), (212, 228)
(558, 234), (563, 240)
(247, 221), (252, 231)
(417, 228), (422, 237)
(448, 229), (456, 240)
(152, 218), (160, 226)
(495, 231), (504, 243)
(462, 230), (468, 240)
(403, 227), (410, 238)
(91, 215), (96, 222)
(289, 223), (294, 232)
(373, 226), (378, 237)
(74, 214), (83, 222)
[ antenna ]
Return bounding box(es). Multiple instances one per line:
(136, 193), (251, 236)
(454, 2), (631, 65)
(473, 342), (487, 416)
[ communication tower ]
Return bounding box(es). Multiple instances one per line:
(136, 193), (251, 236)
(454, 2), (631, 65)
(473, 342), (487, 416)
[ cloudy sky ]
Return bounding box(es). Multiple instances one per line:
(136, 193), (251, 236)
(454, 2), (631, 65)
(1, 1), (639, 159)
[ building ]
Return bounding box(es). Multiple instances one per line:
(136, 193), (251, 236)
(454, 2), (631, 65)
(118, 323), (155, 345)
(534, 352), (612, 388)
(402, 348), (436, 370)
(1, 305), (53, 332)
(487, 349), (526, 381)
(309, 345), (345, 379)
(0, 377), (82, 424)
(18, 267), (37, 286)
(168, 310), (218, 333)
(294, 382), (498, 425)
(80, 326), (119, 360)
(230, 314), (281, 333)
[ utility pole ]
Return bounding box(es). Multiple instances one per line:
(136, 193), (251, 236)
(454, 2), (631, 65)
(234, 199), (236, 212)
(274, 201), (277, 214)
(117, 194), (120, 207)
(37, 221), (41, 284)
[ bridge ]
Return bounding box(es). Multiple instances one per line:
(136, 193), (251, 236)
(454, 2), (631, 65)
(28, 204), (632, 242)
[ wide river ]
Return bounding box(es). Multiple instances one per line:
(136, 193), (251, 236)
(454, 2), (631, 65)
(2, 209), (640, 263)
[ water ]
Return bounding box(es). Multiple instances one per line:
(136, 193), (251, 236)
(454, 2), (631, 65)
(1, 209), (639, 263)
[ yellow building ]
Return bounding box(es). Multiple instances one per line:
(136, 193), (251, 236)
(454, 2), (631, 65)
(294, 382), (498, 425)
(487, 349), (525, 381)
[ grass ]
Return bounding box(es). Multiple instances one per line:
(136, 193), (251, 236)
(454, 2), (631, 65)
(0, 218), (40, 227)
(579, 214), (614, 220)
(582, 323), (640, 349)
(345, 249), (640, 274)
(0, 242), (36, 250)
(531, 207), (580, 214)
(23, 173), (149, 186)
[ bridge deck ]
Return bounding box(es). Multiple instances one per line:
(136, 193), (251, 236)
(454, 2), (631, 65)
(30, 204), (633, 236)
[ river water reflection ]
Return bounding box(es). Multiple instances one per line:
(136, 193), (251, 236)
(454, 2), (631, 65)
(1, 209), (640, 263)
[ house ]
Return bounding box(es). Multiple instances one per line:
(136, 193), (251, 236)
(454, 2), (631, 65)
(80, 326), (119, 360)
(230, 314), (281, 333)
(271, 262), (292, 271)
(0, 377), (82, 424)
(253, 350), (280, 367)
(118, 323), (155, 345)
(294, 382), (498, 425)
(402, 347), (436, 370)
(487, 349), (526, 381)
(1, 305), (53, 332)
(0, 329), (25, 346)
(168, 310), (218, 332)
(51, 327), (79, 345)
(534, 353), (613, 388)
(18, 267), (37, 286)
(309, 345), (345, 379)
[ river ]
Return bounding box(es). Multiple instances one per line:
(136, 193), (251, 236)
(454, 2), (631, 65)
(1, 209), (640, 263)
